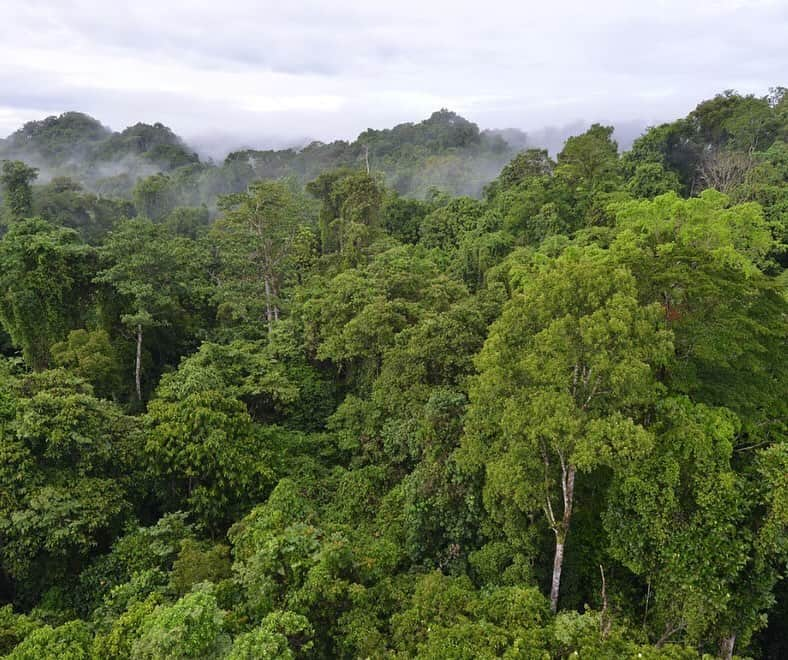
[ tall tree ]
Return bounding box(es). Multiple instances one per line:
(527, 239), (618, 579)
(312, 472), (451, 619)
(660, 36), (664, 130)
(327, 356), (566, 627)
(1, 161), (38, 224)
(0, 219), (95, 370)
(461, 246), (671, 612)
(95, 219), (208, 400)
(214, 181), (306, 335)
(556, 124), (620, 189)
(132, 173), (176, 221)
(610, 190), (786, 432)
(306, 170), (384, 262)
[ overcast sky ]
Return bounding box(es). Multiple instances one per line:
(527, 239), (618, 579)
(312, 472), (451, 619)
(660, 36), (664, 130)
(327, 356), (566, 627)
(1, 0), (785, 153)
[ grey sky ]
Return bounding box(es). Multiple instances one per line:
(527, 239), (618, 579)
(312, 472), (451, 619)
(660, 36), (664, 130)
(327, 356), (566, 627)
(1, 0), (785, 152)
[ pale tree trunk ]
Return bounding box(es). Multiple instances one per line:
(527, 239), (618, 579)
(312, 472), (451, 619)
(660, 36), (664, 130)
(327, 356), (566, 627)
(545, 451), (576, 613)
(135, 323), (143, 401)
(599, 564), (612, 637)
(550, 535), (565, 613)
(264, 277), (274, 333)
(720, 634), (736, 660)
(272, 279), (280, 322)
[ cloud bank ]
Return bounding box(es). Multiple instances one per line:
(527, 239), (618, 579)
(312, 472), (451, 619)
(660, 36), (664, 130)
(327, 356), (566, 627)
(1, 0), (785, 151)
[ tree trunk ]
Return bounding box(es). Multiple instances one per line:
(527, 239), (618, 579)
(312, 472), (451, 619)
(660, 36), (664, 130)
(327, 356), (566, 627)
(264, 277), (273, 333)
(550, 535), (565, 613)
(272, 280), (280, 322)
(135, 323), (143, 401)
(549, 460), (576, 613)
(720, 634), (736, 660)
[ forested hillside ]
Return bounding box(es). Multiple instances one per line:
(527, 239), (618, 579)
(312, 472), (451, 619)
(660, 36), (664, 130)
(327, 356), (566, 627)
(0, 88), (786, 659)
(0, 109), (523, 210)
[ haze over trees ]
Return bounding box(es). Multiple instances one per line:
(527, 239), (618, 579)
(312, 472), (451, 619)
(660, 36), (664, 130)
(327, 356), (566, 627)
(0, 87), (786, 659)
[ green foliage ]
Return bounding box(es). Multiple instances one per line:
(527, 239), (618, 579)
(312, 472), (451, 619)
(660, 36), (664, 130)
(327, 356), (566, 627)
(419, 196), (484, 250)
(6, 620), (92, 660)
(306, 169), (385, 262)
(381, 193), (429, 244)
(213, 181), (311, 335)
(131, 587), (229, 659)
(605, 398), (758, 646)
(164, 205), (210, 238)
(51, 329), (123, 398)
(557, 123), (620, 188)
(299, 244), (468, 391)
(156, 332), (335, 430)
(610, 191), (787, 431)
(145, 384), (275, 532)
(133, 173), (177, 221)
(626, 162), (682, 198)
(170, 539), (232, 596)
(92, 594), (160, 659)
(0, 89), (786, 659)
(226, 611), (314, 659)
(77, 513), (193, 616)
(484, 148), (553, 199)
(0, 370), (143, 598)
(390, 572), (552, 658)
(95, 217), (211, 398)
(1, 160), (38, 222)
(461, 246), (672, 611)
(0, 218), (95, 369)
(0, 606), (38, 655)
(0, 112), (109, 165)
(33, 177), (134, 243)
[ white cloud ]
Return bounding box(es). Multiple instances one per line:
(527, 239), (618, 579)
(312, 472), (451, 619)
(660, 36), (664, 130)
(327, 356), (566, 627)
(0, 0), (784, 150)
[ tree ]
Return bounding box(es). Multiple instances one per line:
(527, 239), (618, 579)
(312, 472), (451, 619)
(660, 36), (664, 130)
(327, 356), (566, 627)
(32, 177), (135, 244)
(132, 173), (176, 221)
(156, 332), (334, 431)
(164, 206), (210, 239)
(556, 124), (620, 189)
(418, 197), (484, 251)
(227, 611), (314, 659)
(306, 168), (357, 254)
(145, 370), (277, 532)
(698, 148), (755, 193)
(0, 370), (143, 599)
(298, 245), (467, 392)
(607, 191), (788, 656)
(214, 181), (306, 335)
(609, 191), (786, 432)
(306, 170), (384, 262)
(1, 161), (38, 223)
(132, 588), (229, 659)
(380, 194), (429, 244)
(95, 219), (208, 399)
(626, 162), (682, 198)
(50, 329), (123, 399)
(461, 247), (671, 612)
(0, 219), (95, 370)
(605, 398), (785, 657)
(5, 620), (92, 660)
(723, 95), (781, 153)
(484, 148), (554, 199)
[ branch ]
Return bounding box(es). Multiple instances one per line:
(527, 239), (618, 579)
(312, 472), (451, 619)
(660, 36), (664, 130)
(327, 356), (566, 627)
(656, 621), (685, 647)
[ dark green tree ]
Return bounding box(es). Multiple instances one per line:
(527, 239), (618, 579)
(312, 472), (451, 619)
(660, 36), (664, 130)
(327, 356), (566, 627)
(1, 161), (38, 223)
(0, 219), (95, 370)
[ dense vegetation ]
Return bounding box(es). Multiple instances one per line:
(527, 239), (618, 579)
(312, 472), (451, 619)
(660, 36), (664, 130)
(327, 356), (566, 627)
(0, 88), (786, 659)
(0, 109), (523, 211)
